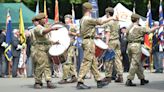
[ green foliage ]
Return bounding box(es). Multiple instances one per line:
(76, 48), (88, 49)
(69, 0), (82, 4)
(0, 0), (162, 20)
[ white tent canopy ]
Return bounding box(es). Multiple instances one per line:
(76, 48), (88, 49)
(113, 3), (146, 28)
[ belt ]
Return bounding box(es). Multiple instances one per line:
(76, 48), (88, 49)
(84, 36), (94, 39)
(34, 42), (50, 45)
(128, 41), (141, 43)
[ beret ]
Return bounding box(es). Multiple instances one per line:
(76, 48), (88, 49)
(35, 13), (46, 20)
(105, 7), (114, 13)
(83, 2), (92, 9)
(131, 14), (140, 19)
(64, 14), (72, 19)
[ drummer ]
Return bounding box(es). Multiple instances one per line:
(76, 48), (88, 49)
(125, 14), (159, 86)
(76, 2), (115, 89)
(102, 7), (123, 84)
(30, 13), (58, 89)
(58, 14), (79, 84)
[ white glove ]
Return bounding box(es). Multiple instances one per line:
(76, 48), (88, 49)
(16, 44), (23, 50)
(1, 42), (8, 48)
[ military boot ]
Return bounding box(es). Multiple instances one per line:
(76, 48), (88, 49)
(68, 76), (77, 83)
(76, 82), (91, 89)
(58, 79), (68, 84)
(115, 75), (123, 83)
(34, 83), (42, 89)
(47, 81), (56, 89)
(102, 77), (111, 84)
(140, 79), (149, 85)
(97, 80), (109, 88)
(125, 79), (136, 86)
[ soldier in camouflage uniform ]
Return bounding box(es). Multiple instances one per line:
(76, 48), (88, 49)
(58, 14), (78, 84)
(76, 2), (114, 89)
(30, 13), (58, 89)
(125, 14), (159, 86)
(103, 7), (123, 84)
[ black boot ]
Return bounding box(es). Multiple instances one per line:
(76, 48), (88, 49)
(34, 83), (42, 89)
(47, 81), (56, 89)
(76, 82), (91, 89)
(102, 77), (111, 84)
(97, 80), (109, 88)
(68, 76), (77, 83)
(125, 79), (136, 86)
(115, 75), (123, 83)
(140, 79), (149, 85)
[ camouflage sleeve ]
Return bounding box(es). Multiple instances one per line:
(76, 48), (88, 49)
(141, 27), (151, 34)
(86, 17), (102, 26)
(35, 25), (45, 35)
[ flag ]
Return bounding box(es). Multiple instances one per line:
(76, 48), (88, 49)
(35, 0), (39, 15)
(144, 0), (153, 50)
(54, 0), (59, 22)
(159, 0), (163, 25)
(19, 7), (26, 44)
(4, 10), (13, 61)
(44, 0), (48, 22)
(158, 0), (164, 51)
(72, 3), (76, 24)
(89, 0), (99, 18)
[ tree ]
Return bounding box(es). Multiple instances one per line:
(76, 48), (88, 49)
(0, 0), (162, 20)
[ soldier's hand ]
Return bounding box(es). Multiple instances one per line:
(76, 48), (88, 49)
(76, 33), (81, 37)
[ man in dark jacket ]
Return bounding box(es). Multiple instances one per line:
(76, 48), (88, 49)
(0, 29), (8, 77)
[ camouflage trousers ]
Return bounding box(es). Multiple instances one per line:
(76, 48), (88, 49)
(105, 39), (123, 77)
(62, 46), (77, 79)
(31, 45), (52, 83)
(127, 43), (145, 80)
(78, 39), (101, 82)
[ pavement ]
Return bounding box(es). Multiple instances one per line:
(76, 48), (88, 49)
(0, 71), (164, 92)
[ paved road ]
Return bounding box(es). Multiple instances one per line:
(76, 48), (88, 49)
(0, 71), (164, 92)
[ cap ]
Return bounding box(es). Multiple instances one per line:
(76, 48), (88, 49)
(83, 2), (92, 9)
(131, 14), (140, 19)
(35, 13), (46, 20)
(105, 7), (114, 13)
(64, 14), (72, 19)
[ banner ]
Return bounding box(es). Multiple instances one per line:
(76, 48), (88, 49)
(4, 10), (13, 61)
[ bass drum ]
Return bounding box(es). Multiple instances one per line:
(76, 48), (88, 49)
(94, 39), (108, 58)
(49, 23), (70, 64)
(141, 45), (150, 57)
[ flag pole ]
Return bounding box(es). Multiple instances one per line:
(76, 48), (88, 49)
(148, 0), (153, 72)
(6, 9), (11, 78)
(133, 1), (136, 14)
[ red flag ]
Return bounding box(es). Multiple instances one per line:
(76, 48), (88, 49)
(54, 0), (59, 23)
(144, 0), (153, 50)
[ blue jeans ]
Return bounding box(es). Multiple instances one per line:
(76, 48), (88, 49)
(153, 52), (163, 71)
(76, 46), (83, 74)
(158, 52), (164, 70)
(26, 57), (33, 77)
(0, 54), (8, 76)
